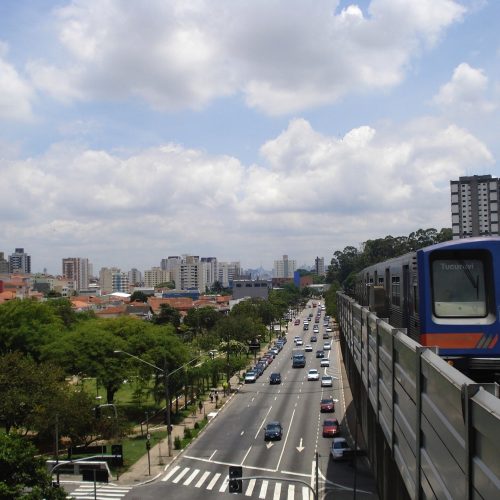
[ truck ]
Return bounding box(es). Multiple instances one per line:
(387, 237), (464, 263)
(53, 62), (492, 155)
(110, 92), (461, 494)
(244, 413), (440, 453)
(291, 349), (306, 368)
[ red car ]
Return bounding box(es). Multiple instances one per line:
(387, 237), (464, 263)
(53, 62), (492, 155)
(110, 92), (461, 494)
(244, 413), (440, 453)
(320, 398), (335, 412)
(294, 319), (300, 325)
(322, 418), (340, 437)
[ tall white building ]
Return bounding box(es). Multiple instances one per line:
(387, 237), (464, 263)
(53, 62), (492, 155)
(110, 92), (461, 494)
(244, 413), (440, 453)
(171, 255), (207, 291)
(218, 261), (241, 287)
(62, 257), (90, 292)
(315, 257), (325, 277)
(274, 254), (296, 279)
(451, 175), (500, 239)
(128, 268), (142, 286)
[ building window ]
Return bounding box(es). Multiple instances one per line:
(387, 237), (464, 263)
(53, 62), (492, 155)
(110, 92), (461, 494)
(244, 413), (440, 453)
(391, 276), (400, 306)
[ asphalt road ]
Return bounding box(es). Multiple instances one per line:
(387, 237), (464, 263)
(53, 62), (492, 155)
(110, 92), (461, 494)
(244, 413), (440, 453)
(124, 303), (378, 500)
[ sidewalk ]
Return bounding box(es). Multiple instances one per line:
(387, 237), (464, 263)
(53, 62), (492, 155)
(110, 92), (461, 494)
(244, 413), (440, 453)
(114, 373), (242, 486)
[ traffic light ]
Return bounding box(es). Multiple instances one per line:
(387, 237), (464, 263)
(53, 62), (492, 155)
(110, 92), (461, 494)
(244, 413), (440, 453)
(228, 466), (242, 494)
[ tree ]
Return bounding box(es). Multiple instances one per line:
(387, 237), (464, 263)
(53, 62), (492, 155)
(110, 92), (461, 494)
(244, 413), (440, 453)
(0, 299), (65, 361)
(129, 291), (148, 303)
(0, 433), (67, 499)
(153, 303), (181, 327)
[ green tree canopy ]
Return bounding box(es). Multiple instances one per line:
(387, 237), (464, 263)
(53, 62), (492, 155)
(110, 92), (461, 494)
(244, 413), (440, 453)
(0, 433), (67, 499)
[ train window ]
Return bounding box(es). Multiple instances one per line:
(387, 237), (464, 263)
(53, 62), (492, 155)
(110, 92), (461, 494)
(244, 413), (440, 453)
(391, 276), (400, 306)
(431, 257), (487, 317)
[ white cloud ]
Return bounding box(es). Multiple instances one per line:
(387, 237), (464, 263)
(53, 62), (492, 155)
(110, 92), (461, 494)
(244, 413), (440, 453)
(433, 62), (496, 113)
(0, 117), (492, 271)
(25, 0), (466, 115)
(0, 42), (34, 121)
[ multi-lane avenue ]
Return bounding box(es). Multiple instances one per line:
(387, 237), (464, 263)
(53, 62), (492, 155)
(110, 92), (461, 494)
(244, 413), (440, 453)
(124, 302), (378, 500)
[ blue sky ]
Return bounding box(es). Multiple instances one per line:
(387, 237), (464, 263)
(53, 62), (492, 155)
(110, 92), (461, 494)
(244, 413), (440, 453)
(0, 0), (499, 275)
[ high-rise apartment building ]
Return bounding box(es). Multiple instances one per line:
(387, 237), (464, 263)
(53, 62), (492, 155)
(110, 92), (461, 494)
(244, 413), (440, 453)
(144, 267), (171, 288)
(62, 257), (90, 292)
(218, 261), (241, 287)
(315, 257), (325, 276)
(9, 248), (31, 273)
(201, 257), (217, 289)
(99, 267), (129, 294)
(128, 268), (142, 286)
(450, 175), (499, 239)
(274, 254), (296, 279)
(161, 256), (182, 271)
(0, 252), (9, 273)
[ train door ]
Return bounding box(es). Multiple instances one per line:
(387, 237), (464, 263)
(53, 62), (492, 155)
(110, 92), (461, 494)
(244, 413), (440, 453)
(402, 265), (410, 330)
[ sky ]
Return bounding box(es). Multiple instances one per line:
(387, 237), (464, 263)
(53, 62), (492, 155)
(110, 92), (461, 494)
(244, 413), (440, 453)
(0, 0), (499, 275)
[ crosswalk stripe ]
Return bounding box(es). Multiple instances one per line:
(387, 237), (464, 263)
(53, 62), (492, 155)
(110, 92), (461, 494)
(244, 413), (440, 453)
(219, 475), (229, 492)
(183, 469), (200, 485)
(259, 480), (268, 499)
(287, 484), (295, 500)
(206, 472), (221, 490)
(302, 485), (310, 499)
(172, 467), (190, 484)
(161, 465), (180, 481)
(273, 482), (282, 500)
(195, 470), (210, 488)
(245, 478), (256, 496)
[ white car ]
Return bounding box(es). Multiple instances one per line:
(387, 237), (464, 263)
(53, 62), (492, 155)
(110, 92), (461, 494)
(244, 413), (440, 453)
(305, 344), (313, 352)
(331, 437), (351, 460)
(245, 371), (257, 383)
(295, 339), (303, 346)
(307, 369), (320, 381)
(320, 358), (330, 367)
(323, 342), (331, 350)
(321, 375), (333, 387)
(326, 326), (333, 333)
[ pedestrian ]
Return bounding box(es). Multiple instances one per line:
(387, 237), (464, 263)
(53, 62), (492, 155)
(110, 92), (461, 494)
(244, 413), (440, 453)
(198, 400), (203, 414)
(215, 393), (219, 407)
(210, 393), (214, 404)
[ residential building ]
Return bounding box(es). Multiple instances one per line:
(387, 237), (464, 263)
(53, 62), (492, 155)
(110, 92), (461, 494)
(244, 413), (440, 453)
(451, 175), (499, 239)
(201, 257), (218, 289)
(62, 257), (90, 292)
(0, 253), (8, 273)
(99, 267), (130, 294)
(171, 255), (207, 291)
(315, 257), (325, 277)
(144, 267), (171, 288)
(218, 261), (241, 287)
(9, 248), (31, 274)
(128, 268), (142, 286)
(274, 254), (296, 279)
(161, 256), (182, 271)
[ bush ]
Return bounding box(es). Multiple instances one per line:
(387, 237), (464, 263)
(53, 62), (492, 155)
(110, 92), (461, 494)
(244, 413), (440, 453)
(184, 428), (192, 439)
(194, 422), (200, 429)
(174, 436), (182, 450)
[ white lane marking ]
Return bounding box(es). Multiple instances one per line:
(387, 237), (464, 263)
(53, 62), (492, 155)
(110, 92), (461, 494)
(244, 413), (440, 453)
(259, 480), (269, 499)
(209, 450), (217, 461)
(195, 470), (210, 488)
(241, 430), (245, 436)
(245, 478), (256, 496)
(241, 446), (252, 465)
(276, 407), (296, 470)
(302, 485), (310, 499)
(287, 484), (295, 499)
(183, 468), (199, 485)
(206, 472), (221, 490)
(273, 482), (282, 500)
(311, 458), (316, 497)
(255, 406), (273, 439)
(172, 467), (190, 483)
(161, 465), (180, 481)
(219, 475), (229, 492)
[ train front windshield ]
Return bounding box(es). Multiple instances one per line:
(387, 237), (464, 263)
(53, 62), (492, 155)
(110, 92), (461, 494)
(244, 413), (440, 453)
(432, 258), (487, 317)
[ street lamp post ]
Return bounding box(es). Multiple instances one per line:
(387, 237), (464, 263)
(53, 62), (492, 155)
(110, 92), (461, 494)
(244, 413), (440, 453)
(114, 350), (201, 457)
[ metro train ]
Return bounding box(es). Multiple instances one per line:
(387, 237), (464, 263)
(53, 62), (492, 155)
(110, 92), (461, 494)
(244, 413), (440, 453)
(353, 237), (500, 378)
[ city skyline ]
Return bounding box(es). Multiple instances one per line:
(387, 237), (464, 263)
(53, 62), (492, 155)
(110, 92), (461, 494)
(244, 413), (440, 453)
(0, 1), (499, 273)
